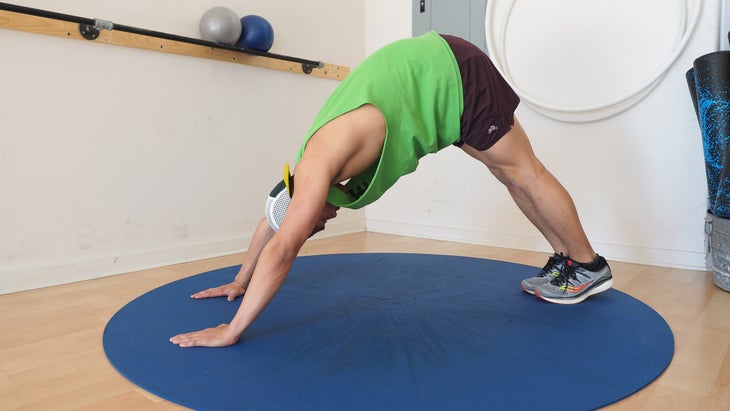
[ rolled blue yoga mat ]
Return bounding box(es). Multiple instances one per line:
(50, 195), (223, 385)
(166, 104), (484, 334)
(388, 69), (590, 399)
(688, 51), (730, 216)
(685, 68), (699, 120)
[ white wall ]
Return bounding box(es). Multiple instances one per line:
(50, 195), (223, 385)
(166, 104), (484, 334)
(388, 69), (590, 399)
(1, 0), (365, 294)
(364, 0), (719, 269)
(2, 0), (720, 295)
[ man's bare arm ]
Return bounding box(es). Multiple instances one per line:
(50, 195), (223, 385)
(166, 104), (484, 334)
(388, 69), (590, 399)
(169, 105), (385, 347)
(169, 168), (332, 347)
(190, 218), (275, 302)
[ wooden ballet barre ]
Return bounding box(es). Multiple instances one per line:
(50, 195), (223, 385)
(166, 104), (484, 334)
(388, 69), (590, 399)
(0, 2), (349, 81)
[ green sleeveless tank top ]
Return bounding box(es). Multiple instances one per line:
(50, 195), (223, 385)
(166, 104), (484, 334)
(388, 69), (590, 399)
(297, 31), (463, 209)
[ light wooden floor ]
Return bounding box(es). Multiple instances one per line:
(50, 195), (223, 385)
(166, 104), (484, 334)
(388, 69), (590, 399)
(1, 232), (729, 410)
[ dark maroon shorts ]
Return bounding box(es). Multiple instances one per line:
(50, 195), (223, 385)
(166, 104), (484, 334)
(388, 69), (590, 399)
(441, 34), (520, 151)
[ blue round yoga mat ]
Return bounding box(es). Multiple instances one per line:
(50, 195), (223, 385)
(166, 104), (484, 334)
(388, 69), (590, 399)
(103, 253), (674, 411)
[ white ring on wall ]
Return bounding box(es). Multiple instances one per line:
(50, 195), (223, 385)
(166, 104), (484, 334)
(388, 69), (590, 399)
(485, 0), (703, 123)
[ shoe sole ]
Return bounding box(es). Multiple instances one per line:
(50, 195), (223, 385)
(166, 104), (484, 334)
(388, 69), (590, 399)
(521, 277), (554, 295)
(534, 277), (614, 305)
(520, 283), (536, 295)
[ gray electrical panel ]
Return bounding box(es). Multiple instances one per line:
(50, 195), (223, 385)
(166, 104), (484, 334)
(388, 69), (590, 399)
(723, 0), (730, 50)
(412, 0), (488, 53)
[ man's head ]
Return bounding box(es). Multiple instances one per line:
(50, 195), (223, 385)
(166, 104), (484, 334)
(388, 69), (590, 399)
(265, 179), (290, 231)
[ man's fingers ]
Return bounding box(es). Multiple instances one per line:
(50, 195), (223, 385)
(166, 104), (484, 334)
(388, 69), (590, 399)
(170, 324), (236, 348)
(191, 283), (244, 300)
(191, 287), (224, 299)
(170, 329), (209, 347)
(226, 288), (245, 302)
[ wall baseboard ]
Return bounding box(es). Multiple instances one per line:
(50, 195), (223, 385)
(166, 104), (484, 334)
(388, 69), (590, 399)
(366, 219), (709, 271)
(0, 238), (246, 295)
(1, 220), (365, 295)
(3, 217), (707, 295)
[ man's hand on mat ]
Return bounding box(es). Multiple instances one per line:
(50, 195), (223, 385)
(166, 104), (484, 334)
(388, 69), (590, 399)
(169, 324), (239, 348)
(190, 282), (245, 302)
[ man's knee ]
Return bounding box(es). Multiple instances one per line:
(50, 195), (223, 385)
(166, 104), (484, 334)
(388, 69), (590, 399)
(488, 159), (547, 192)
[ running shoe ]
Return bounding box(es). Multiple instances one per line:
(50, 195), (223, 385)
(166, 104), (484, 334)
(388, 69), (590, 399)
(520, 253), (566, 295)
(534, 256), (613, 304)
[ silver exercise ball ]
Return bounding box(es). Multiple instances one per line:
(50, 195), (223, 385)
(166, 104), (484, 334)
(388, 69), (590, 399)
(199, 7), (242, 45)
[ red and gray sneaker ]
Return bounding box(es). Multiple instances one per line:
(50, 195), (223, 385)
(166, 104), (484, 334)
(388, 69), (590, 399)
(520, 253), (567, 295)
(534, 256), (613, 304)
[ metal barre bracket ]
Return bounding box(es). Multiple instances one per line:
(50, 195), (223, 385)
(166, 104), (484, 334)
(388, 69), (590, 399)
(301, 61), (325, 74)
(79, 19), (113, 40)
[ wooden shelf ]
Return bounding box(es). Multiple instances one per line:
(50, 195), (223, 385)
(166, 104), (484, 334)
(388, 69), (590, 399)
(0, 7), (349, 81)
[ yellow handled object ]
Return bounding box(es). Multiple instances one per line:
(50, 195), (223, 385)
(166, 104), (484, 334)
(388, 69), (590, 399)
(283, 163), (294, 196)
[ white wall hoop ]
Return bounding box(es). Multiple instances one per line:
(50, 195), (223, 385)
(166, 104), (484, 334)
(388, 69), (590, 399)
(485, 0), (703, 122)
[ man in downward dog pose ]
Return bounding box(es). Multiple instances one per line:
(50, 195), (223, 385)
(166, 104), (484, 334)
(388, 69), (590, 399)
(170, 32), (613, 348)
